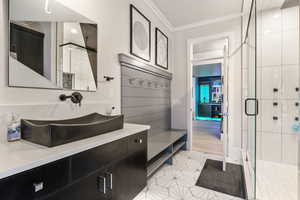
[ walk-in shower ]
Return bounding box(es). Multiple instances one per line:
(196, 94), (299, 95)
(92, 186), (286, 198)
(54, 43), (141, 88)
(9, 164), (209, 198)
(242, 0), (299, 199)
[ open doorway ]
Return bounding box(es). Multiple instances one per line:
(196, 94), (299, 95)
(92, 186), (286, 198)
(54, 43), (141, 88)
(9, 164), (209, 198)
(187, 36), (230, 160)
(192, 63), (223, 155)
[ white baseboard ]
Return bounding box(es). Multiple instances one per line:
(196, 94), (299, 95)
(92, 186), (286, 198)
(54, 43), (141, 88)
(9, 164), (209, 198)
(227, 146), (242, 164)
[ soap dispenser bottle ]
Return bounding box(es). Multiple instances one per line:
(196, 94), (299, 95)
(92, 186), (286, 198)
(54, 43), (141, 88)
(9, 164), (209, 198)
(7, 113), (21, 142)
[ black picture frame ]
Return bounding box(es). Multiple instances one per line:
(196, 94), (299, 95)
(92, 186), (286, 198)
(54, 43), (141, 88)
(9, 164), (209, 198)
(130, 4), (151, 62)
(155, 28), (168, 70)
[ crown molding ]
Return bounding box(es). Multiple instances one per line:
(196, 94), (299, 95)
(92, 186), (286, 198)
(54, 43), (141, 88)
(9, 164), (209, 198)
(173, 13), (243, 32)
(142, 0), (175, 32)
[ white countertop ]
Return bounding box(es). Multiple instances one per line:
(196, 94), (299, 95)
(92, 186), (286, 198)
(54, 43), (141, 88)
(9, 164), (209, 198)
(0, 123), (150, 180)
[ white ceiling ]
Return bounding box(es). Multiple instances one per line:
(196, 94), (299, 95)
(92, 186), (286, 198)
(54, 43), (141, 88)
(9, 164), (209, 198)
(259, 0), (286, 10)
(151, 0), (243, 28)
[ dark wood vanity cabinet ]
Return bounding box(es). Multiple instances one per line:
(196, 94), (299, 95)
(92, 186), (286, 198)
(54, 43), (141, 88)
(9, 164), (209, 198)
(0, 131), (147, 200)
(113, 133), (147, 200)
(0, 159), (69, 200)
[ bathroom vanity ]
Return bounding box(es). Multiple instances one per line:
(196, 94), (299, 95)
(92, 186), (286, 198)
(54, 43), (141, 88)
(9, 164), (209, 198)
(0, 124), (149, 200)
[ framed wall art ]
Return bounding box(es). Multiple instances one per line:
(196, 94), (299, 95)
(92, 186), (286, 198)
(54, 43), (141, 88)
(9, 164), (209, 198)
(155, 28), (168, 69)
(130, 5), (151, 62)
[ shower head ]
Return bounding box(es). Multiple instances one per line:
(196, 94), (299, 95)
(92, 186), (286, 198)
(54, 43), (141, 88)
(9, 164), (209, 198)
(281, 0), (299, 9)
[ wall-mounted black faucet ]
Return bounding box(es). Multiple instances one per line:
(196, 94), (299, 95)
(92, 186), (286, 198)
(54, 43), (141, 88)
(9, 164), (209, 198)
(59, 92), (83, 106)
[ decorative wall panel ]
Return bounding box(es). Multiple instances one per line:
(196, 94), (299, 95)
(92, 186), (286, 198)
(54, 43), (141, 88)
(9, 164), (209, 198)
(119, 54), (172, 136)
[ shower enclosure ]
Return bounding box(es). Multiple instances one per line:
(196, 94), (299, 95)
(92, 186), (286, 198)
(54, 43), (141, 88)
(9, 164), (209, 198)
(242, 0), (299, 199)
(242, 0), (257, 199)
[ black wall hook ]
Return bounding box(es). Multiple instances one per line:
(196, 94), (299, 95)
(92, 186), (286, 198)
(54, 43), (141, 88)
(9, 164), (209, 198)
(104, 76), (114, 81)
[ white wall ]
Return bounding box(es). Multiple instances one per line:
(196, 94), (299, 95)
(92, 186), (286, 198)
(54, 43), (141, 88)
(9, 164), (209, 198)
(193, 50), (224, 61)
(62, 23), (96, 91)
(193, 64), (222, 77)
(41, 22), (53, 81)
(172, 18), (243, 159)
(9, 57), (59, 89)
(0, 0), (174, 142)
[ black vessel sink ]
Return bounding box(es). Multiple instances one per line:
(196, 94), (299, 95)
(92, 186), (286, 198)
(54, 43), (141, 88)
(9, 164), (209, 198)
(21, 113), (124, 147)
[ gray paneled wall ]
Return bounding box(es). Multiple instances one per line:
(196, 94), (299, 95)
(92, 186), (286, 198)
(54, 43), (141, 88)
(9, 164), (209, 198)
(119, 54), (172, 136)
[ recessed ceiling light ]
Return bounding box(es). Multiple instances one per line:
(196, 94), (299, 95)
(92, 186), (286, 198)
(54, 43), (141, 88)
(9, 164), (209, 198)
(70, 28), (78, 34)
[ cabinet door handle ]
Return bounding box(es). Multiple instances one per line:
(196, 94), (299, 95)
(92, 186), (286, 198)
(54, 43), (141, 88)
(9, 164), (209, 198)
(98, 176), (106, 194)
(245, 98), (259, 116)
(105, 173), (113, 190)
(295, 117), (299, 122)
(135, 139), (143, 144)
(33, 182), (44, 193)
(273, 116), (278, 121)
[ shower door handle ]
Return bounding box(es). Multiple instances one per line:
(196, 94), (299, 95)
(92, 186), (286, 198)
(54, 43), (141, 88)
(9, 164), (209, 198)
(245, 98), (258, 116)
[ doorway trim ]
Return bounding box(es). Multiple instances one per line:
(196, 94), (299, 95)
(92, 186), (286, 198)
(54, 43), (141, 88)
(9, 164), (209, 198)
(186, 32), (234, 160)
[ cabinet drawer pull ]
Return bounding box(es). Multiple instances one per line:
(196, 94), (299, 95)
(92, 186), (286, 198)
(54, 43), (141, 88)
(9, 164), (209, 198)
(273, 102), (278, 106)
(273, 116), (278, 121)
(98, 176), (106, 194)
(295, 117), (299, 122)
(273, 88), (279, 92)
(105, 173), (113, 190)
(135, 139), (143, 144)
(33, 182), (44, 193)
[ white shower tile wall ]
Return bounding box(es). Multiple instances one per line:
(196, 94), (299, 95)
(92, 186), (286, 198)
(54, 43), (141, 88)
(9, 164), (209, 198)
(256, 7), (299, 165)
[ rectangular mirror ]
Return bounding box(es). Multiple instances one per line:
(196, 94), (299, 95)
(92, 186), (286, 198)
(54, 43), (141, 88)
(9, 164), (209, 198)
(9, 0), (98, 92)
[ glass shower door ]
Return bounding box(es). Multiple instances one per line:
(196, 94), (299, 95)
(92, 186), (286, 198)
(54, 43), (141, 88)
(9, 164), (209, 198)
(243, 0), (257, 199)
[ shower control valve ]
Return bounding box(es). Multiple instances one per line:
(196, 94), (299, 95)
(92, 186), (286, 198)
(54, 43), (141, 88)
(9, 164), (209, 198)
(273, 116), (278, 121)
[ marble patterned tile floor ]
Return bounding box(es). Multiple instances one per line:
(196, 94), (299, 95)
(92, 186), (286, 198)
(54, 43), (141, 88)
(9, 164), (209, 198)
(134, 151), (244, 200)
